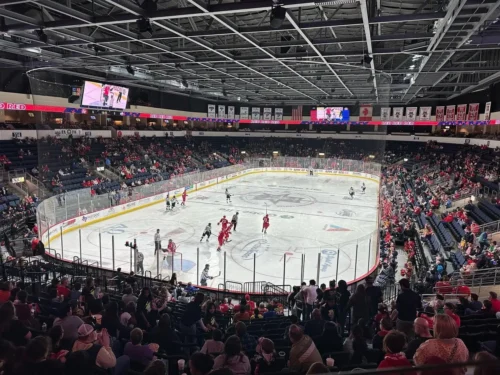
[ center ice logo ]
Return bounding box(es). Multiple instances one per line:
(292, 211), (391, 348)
(239, 238), (271, 260)
(243, 191), (315, 207)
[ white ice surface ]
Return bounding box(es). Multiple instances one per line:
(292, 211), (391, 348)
(52, 173), (379, 288)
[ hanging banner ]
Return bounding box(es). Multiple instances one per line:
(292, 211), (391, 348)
(484, 101), (492, 120)
(263, 107), (272, 121)
(419, 107), (431, 121)
(251, 107), (261, 120)
(380, 107), (391, 121)
(435, 106), (445, 122)
(406, 107), (417, 121)
(218, 105), (226, 119)
(240, 107), (249, 120)
(207, 104), (216, 117)
(445, 105), (456, 121)
(227, 106), (235, 119)
(359, 104), (373, 121)
(275, 108), (283, 121)
(456, 104), (467, 121)
(468, 103), (479, 121)
(392, 107), (404, 121)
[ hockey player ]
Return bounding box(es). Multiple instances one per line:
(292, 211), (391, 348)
(200, 264), (214, 286)
(223, 223), (233, 244)
(309, 168), (313, 176)
(361, 182), (366, 194)
(181, 189), (187, 206)
(165, 193), (170, 211)
(262, 214), (270, 234)
(163, 239), (176, 268)
(349, 187), (355, 199)
(217, 230), (225, 252)
(231, 212), (239, 231)
(171, 196), (177, 210)
(200, 223), (212, 242)
(154, 229), (161, 255)
(225, 188), (232, 203)
(136, 247), (144, 274)
(218, 215), (229, 230)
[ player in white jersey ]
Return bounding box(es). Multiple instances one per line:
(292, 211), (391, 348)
(200, 223), (212, 242)
(165, 193), (170, 211)
(225, 188), (231, 203)
(349, 187), (355, 199)
(361, 182), (366, 193)
(170, 196), (177, 210)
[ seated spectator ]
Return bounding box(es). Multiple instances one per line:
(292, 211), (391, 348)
(201, 329), (225, 356)
(258, 302), (268, 315)
(315, 321), (343, 353)
(406, 317), (432, 359)
(14, 336), (64, 375)
(414, 314), (469, 375)
(48, 325), (69, 362)
(378, 330), (414, 373)
(122, 287), (138, 305)
(120, 301), (137, 328)
(0, 282), (11, 303)
(488, 291), (500, 312)
(13, 290), (38, 329)
(57, 277), (71, 300)
(190, 352), (215, 375)
(124, 327), (158, 367)
(304, 309), (325, 338)
(102, 301), (128, 338)
(235, 321), (257, 354)
(288, 324), (322, 373)
(244, 294), (256, 311)
(343, 324), (368, 364)
(444, 303), (461, 327)
(219, 299), (232, 314)
(234, 305), (251, 322)
(250, 308), (263, 320)
(252, 338), (285, 375)
(320, 297), (339, 322)
(143, 360), (168, 375)
(70, 283), (82, 302)
(372, 316), (392, 350)
(53, 303), (84, 342)
(465, 293), (483, 314)
(213, 335), (251, 375)
(473, 351), (500, 375)
(72, 325), (122, 371)
(306, 362), (330, 375)
(203, 302), (218, 330)
(0, 301), (32, 346)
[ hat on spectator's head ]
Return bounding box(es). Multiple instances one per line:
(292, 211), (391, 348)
(78, 324), (95, 338)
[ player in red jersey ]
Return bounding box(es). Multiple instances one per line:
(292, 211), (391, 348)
(217, 231), (225, 252)
(262, 214), (270, 234)
(163, 239), (177, 268)
(181, 189), (187, 206)
(224, 223), (233, 243)
(218, 215), (228, 230)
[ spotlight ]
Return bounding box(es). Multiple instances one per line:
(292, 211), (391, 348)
(136, 18), (153, 38)
(126, 65), (135, 75)
(330, 88), (336, 93)
(363, 54), (372, 65)
(270, 6), (286, 29)
(35, 29), (48, 44)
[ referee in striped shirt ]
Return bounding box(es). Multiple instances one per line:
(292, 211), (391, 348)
(200, 264), (214, 286)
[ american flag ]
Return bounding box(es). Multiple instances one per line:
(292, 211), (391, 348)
(292, 105), (303, 121)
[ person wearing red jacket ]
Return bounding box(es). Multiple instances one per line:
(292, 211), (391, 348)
(163, 239), (177, 269)
(218, 216), (228, 230)
(377, 331), (415, 375)
(181, 189), (187, 206)
(262, 214), (270, 234)
(443, 214), (454, 223)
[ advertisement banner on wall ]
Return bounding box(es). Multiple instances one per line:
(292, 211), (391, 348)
(359, 104), (373, 121)
(263, 107), (272, 121)
(381, 107), (391, 121)
(445, 105), (456, 121)
(419, 107), (431, 120)
(456, 104), (467, 121)
(251, 107), (260, 120)
(468, 103), (479, 121)
(240, 107), (249, 120)
(435, 106), (445, 121)
(392, 107), (403, 121)
(484, 101), (492, 120)
(406, 107), (417, 121)
(275, 108), (283, 121)
(207, 104), (216, 117)
(227, 106), (235, 119)
(218, 105), (226, 119)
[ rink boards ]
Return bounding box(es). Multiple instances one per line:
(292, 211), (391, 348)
(41, 167), (380, 253)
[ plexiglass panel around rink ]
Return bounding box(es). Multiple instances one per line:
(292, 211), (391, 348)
(38, 158), (382, 291)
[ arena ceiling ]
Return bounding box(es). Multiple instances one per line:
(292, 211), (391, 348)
(0, 0), (500, 106)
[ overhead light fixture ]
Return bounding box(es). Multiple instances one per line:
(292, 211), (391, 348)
(136, 18), (153, 38)
(241, 151), (246, 154)
(35, 29), (48, 44)
(369, 155), (375, 159)
(404, 158), (408, 162)
(412, 54), (423, 60)
(314, 0), (356, 5)
(126, 65), (135, 75)
(270, 6), (286, 29)
(409, 65), (416, 70)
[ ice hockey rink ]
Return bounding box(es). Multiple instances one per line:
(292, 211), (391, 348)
(51, 172), (380, 288)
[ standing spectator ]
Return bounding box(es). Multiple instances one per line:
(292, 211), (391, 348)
(343, 324), (368, 364)
(180, 292), (208, 347)
(406, 317), (432, 359)
(304, 280), (317, 321)
(336, 280), (350, 329)
(378, 331), (414, 373)
(396, 278), (422, 339)
(213, 335), (251, 375)
(365, 276), (383, 318)
(346, 284), (369, 323)
(57, 277), (71, 300)
(150, 314), (180, 354)
(414, 314), (469, 375)
(304, 309), (325, 338)
(488, 291), (500, 313)
(288, 325), (322, 373)
(235, 321), (257, 354)
(320, 297), (339, 322)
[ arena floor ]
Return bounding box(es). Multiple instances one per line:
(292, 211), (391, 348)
(52, 173), (380, 288)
